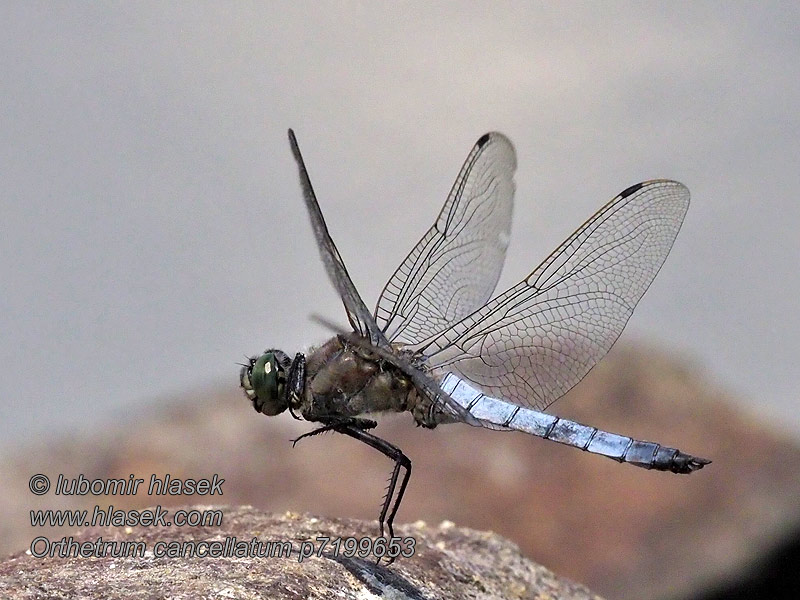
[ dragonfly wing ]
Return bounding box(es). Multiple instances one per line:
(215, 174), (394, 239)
(288, 129), (390, 347)
(419, 180), (690, 412)
(375, 132), (516, 345)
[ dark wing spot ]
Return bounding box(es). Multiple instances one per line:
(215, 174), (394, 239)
(477, 133), (491, 148)
(619, 182), (645, 199)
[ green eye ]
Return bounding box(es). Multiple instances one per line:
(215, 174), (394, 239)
(252, 353), (279, 402)
(241, 351), (289, 416)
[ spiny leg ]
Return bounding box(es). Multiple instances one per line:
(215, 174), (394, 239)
(289, 417), (410, 563)
(290, 417), (377, 447)
(384, 456), (412, 537)
(333, 423), (411, 563)
(285, 353), (306, 420)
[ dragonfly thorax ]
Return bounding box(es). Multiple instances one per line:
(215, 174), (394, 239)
(240, 349), (291, 416)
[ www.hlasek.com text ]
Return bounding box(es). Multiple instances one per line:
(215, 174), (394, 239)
(30, 506), (223, 528)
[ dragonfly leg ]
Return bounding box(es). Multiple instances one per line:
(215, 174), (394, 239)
(290, 417), (377, 447)
(285, 353), (306, 420)
(332, 423), (411, 564)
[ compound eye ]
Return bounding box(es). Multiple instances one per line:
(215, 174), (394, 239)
(249, 352), (287, 416)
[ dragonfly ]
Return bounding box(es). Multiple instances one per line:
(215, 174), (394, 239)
(240, 129), (710, 551)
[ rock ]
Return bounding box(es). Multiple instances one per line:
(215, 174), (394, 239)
(0, 506), (602, 600)
(3, 345), (800, 599)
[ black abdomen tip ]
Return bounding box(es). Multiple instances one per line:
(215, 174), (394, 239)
(619, 182), (645, 199)
(477, 133), (491, 147)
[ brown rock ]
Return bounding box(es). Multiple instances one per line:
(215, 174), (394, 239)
(3, 345), (799, 599)
(0, 507), (602, 600)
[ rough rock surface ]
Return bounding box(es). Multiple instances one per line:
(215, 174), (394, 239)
(3, 346), (800, 599)
(0, 507), (602, 600)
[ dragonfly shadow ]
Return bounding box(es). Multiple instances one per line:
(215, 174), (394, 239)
(327, 554), (429, 600)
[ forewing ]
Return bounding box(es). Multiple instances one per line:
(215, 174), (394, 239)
(288, 129), (389, 347)
(418, 180), (690, 411)
(375, 132), (516, 345)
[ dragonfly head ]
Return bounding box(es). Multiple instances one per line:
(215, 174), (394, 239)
(240, 349), (291, 416)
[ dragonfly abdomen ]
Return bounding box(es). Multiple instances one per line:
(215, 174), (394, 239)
(440, 373), (710, 474)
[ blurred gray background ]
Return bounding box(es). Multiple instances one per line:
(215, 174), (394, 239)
(1, 2), (798, 445)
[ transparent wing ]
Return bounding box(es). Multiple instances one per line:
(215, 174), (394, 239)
(416, 180), (690, 412)
(375, 132), (516, 345)
(288, 129), (389, 347)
